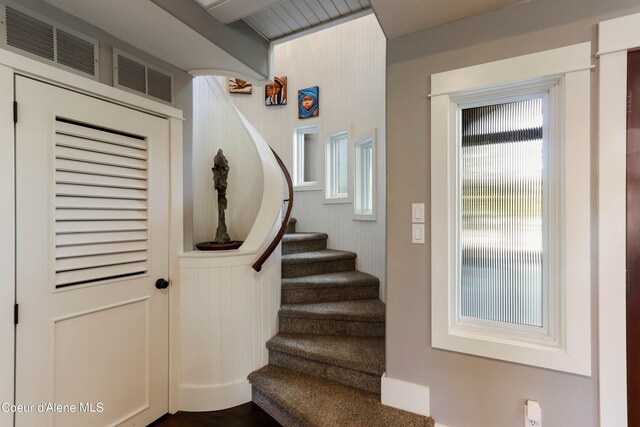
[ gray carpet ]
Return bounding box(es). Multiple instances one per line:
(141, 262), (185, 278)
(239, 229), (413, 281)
(247, 219), (435, 426)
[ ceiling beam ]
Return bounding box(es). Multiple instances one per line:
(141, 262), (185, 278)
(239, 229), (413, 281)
(152, 0), (271, 81)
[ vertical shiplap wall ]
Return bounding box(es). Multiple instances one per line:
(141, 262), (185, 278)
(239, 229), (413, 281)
(178, 250), (280, 410)
(192, 77), (263, 247)
(225, 14), (387, 298)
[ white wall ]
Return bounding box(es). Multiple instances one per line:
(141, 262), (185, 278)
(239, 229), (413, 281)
(192, 77), (263, 247)
(178, 250), (280, 411)
(226, 14), (388, 297)
(385, 0), (640, 425)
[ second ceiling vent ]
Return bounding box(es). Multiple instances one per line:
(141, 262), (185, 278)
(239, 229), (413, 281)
(114, 49), (174, 104)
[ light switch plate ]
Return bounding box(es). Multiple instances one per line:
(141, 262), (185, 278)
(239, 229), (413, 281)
(412, 224), (425, 244)
(412, 203), (425, 224)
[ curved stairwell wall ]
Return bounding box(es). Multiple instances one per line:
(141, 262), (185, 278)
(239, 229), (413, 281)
(221, 14), (387, 300)
(177, 75), (284, 411)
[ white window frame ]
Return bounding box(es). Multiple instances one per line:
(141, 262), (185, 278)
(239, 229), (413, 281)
(353, 129), (376, 221)
(325, 130), (351, 203)
(430, 42), (592, 375)
(293, 123), (322, 191)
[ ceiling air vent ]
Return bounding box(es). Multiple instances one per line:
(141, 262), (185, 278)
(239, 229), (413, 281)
(0, 2), (99, 79)
(114, 49), (174, 104)
(56, 29), (96, 77)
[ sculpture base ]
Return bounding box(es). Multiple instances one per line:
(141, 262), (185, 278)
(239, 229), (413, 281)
(196, 241), (244, 251)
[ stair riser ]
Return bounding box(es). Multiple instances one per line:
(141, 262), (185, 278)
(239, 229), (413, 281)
(282, 258), (356, 278)
(269, 350), (381, 394)
(279, 317), (385, 338)
(282, 238), (327, 255)
(282, 285), (379, 304)
(253, 387), (304, 427)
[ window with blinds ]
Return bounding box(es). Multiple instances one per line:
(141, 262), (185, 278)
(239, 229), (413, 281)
(54, 120), (149, 288)
(459, 98), (544, 327)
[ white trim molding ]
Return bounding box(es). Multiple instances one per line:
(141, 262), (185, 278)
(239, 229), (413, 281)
(597, 11), (640, 427)
(0, 48), (183, 120)
(179, 380), (252, 412)
(430, 42), (592, 375)
(381, 373), (430, 417)
(293, 122), (323, 192)
(352, 128), (377, 221)
(0, 63), (15, 427)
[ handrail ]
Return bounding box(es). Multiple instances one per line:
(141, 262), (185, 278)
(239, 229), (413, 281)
(252, 147), (294, 272)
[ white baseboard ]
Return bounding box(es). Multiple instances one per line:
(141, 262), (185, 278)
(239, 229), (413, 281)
(179, 379), (251, 411)
(380, 373), (430, 416)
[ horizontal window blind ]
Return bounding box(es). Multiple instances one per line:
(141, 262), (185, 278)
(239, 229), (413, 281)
(460, 98), (544, 327)
(54, 120), (149, 288)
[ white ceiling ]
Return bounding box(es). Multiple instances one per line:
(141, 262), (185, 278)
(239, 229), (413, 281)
(194, 0), (371, 41)
(369, 0), (525, 39)
(242, 0), (371, 40)
(42, 0), (267, 80)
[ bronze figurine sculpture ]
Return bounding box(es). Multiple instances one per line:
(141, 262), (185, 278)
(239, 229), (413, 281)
(213, 149), (230, 243)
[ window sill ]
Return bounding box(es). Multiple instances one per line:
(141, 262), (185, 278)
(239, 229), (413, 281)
(324, 196), (351, 205)
(294, 183), (322, 192)
(353, 212), (376, 221)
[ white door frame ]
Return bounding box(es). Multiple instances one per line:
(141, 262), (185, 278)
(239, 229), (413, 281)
(0, 47), (184, 420)
(0, 63), (16, 427)
(597, 12), (640, 427)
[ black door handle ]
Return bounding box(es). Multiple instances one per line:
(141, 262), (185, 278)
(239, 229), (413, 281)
(155, 278), (169, 289)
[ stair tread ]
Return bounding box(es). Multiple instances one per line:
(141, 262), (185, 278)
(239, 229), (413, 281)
(280, 299), (385, 321)
(249, 365), (434, 427)
(282, 232), (328, 243)
(268, 333), (384, 375)
(282, 249), (356, 264)
(282, 270), (379, 290)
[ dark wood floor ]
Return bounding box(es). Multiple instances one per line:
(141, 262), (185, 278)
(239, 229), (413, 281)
(149, 402), (281, 427)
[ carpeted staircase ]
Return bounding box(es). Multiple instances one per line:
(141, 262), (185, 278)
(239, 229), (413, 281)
(248, 218), (435, 427)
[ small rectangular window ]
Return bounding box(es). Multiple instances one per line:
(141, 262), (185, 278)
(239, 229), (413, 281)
(354, 131), (376, 220)
(326, 131), (349, 200)
(294, 125), (320, 190)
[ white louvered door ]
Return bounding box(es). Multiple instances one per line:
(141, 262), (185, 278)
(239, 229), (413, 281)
(15, 77), (170, 427)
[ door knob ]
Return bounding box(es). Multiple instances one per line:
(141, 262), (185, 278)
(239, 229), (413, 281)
(155, 278), (169, 289)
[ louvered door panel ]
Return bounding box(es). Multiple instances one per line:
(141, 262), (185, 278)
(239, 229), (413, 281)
(56, 241), (149, 259)
(55, 159), (148, 179)
(56, 231), (148, 247)
(56, 209), (148, 221)
(56, 172), (147, 190)
(56, 196), (148, 210)
(57, 134), (148, 159)
(56, 146), (147, 169)
(54, 120), (149, 288)
(56, 184), (147, 200)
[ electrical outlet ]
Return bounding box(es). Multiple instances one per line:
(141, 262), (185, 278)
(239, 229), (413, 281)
(524, 400), (541, 427)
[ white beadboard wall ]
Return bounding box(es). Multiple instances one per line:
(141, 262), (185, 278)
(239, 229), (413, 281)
(225, 14), (387, 299)
(178, 249), (280, 410)
(192, 77), (263, 248)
